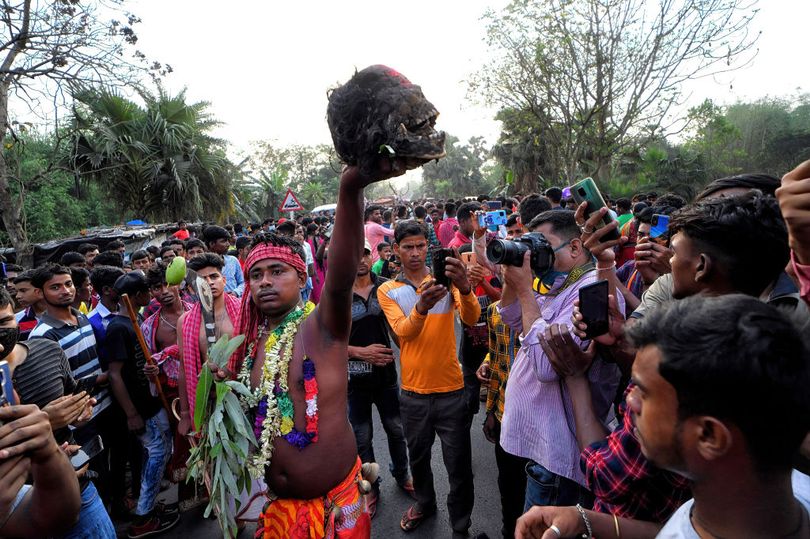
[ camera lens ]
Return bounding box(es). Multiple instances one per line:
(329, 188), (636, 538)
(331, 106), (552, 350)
(486, 239), (527, 267)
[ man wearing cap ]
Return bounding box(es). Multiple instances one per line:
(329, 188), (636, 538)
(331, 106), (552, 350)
(347, 240), (413, 516)
(212, 162), (403, 538)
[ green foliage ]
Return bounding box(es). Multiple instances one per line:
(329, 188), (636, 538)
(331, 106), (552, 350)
(0, 132), (117, 245)
(422, 135), (494, 198)
(70, 86), (239, 223)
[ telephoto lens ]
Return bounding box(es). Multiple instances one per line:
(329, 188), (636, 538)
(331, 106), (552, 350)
(485, 232), (556, 276)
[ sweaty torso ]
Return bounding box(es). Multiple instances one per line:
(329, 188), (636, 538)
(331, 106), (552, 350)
(249, 314), (357, 499)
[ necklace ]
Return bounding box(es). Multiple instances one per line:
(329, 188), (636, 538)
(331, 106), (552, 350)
(159, 313), (177, 331)
(237, 303), (317, 479)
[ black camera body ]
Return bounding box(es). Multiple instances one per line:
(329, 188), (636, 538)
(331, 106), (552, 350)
(486, 232), (555, 276)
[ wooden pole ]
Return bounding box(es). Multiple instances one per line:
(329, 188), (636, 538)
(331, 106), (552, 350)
(120, 293), (172, 415)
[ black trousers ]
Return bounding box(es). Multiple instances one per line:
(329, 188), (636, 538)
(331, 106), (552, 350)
(400, 388), (474, 534)
(495, 439), (529, 539)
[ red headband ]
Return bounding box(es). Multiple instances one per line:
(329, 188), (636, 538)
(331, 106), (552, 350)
(243, 243), (307, 276)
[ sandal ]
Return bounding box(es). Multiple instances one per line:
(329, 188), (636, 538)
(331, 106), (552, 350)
(400, 504), (433, 532)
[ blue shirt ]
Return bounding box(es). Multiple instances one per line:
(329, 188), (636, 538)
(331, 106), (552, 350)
(222, 254), (245, 297)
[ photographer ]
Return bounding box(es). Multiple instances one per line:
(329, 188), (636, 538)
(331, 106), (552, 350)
(0, 404), (82, 538)
(496, 210), (621, 511)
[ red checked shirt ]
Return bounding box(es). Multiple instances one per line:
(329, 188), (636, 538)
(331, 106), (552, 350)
(581, 384), (692, 522)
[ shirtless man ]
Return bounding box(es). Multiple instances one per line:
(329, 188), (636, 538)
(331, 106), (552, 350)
(142, 264), (190, 354)
(176, 253), (240, 436)
(218, 162), (402, 537)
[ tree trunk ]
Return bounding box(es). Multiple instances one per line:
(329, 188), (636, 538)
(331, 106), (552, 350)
(0, 83), (32, 266)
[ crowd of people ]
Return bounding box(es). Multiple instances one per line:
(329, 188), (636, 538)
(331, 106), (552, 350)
(1, 158), (810, 539)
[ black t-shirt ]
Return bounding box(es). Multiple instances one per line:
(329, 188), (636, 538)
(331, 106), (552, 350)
(13, 339), (77, 444)
(105, 315), (162, 420)
(348, 273), (397, 390)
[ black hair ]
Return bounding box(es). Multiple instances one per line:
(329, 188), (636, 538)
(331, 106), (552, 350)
(159, 245), (176, 258)
(382, 209), (392, 221)
(616, 198), (632, 212)
(114, 272), (149, 296)
(4, 264), (22, 274)
(519, 194), (552, 227)
(669, 191), (789, 296)
(187, 253), (224, 272)
(70, 267), (90, 288)
(276, 221), (296, 236)
(234, 223), (244, 234)
(544, 187), (563, 204)
(106, 239), (125, 251)
(457, 202), (480, 222)
(444, 202), (457, 217)
(527, 209), (580, 240)
(364, 205), (383, 222)
(235, 237), (251, 250)
(185, 238), (205, 252)
(413, 206), (427, 219)
(262, 218), (273, 226)
(0, 288), (12, 310)
(305, 223), (318, 236)
(93, 251), (124, 268)
(652, 193), (686, 211)
(31, 263), (71, 289)
(646, 191), (658, 198)
(77, 243), (99, 255)
(166, 238), (185, 248)
(633, 202), (649, 216)
(697, 173), (781, 201)
(59, 251), (86, 266)
(394, 220), (428, 244)
(131, 249), (150, 262)
(13, 269), (34, 285)
(376, 241), (391, 253)
(506, 212), (520, 228)
(90, 265), (125, 293)
(145, 263), (167, 288)
(203, 225), (230, 246)
(628, 294), (810, 473)
(248, 232), (306, 268)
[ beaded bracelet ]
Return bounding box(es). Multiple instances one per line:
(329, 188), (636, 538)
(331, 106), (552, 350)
(575, 504), (593, 539)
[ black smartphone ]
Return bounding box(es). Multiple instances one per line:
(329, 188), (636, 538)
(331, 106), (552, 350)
(432, 247), (453, 287)
(570, 178), (621, 242)
(70, 435), (104, 470)
(0, 360), (14, 408)
(486, 200), (503, 210)
(578, 280), (610, 339)
(73, 374), (98, 395)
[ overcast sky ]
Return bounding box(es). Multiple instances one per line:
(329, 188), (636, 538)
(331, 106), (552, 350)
(124, 0), (808, 158)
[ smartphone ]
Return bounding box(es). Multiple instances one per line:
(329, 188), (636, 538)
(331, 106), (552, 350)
(461, 252), (477, 267)
(570, 178), (621, 241)
(0, 360), (14, 407)
(73, 374), (98, 396)
(650, 214), (670, 244)
(578, 280), (610, 339)
(486, 200), (503, 210)
(431, 247), (453, 287)
(70, 435), (104, 470)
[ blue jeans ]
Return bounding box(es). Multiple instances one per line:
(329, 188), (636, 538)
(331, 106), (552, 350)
(523, 461), (594, 512)
(347, 383), (410, 484)
(60, 481), (116, 538)
(136, 409), (172, 516)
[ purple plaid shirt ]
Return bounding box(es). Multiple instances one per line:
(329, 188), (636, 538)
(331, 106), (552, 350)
(499, 269), (622, 486)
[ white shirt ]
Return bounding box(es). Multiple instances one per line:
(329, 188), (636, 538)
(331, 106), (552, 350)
(658, 470), (810, 538)
(302, 241), (314, 266)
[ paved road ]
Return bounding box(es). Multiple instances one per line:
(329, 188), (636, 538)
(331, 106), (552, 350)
(121, 324), (505, 539)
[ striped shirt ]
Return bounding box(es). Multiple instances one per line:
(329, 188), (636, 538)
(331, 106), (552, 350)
(12, 339), (77, 444)
(498, 269), (622, 486)
(29, 308), (111, 417)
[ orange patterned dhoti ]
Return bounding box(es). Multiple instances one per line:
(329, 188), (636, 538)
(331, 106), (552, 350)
(256, 457), (371, 539)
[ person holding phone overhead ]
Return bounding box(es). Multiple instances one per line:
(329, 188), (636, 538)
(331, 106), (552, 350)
(378, 220), (480, 535)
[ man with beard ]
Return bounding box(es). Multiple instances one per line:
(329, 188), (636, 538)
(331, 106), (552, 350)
(78, 243), (100, 267)
(210, 163), (402, 538)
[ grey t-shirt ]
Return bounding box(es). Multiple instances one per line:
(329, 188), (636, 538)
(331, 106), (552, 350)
(630, 273), (673, 320)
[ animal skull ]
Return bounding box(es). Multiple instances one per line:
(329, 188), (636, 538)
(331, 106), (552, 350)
(327, 65), (446, 176)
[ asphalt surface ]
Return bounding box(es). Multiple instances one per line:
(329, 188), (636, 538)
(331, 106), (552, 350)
(120, 324), (505, 539)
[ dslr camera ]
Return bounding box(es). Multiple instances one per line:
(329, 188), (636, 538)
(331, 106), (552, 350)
(486, 232), (555, 276)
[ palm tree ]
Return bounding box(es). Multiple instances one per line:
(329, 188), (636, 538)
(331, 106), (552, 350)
(70, 86), (236, 222)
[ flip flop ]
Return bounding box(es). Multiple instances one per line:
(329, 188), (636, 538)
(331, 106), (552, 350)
(400, 504), (432, 532)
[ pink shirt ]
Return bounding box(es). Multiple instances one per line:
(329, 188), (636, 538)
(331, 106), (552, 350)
(448, 230), (471, 249)
(365, 222), (395, 262)
(438, 218), (459, 247)
(792, 251), (810, 306)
